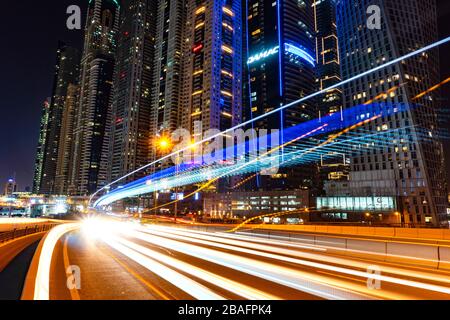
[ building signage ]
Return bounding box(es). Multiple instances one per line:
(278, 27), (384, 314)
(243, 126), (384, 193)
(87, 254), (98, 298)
(316, 196), (396, 211)
(247, 43), (316, 67)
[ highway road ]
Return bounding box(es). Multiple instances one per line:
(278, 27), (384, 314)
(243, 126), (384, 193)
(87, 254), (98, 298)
(21, 218), (450, 300)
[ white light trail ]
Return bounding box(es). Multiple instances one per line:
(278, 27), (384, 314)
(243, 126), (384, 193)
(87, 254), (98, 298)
(89, 36), (450, 206)
(33, 223), (80, 300)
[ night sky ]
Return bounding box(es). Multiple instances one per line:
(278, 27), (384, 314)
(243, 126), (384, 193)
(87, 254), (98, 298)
(0, 0), (449, 191)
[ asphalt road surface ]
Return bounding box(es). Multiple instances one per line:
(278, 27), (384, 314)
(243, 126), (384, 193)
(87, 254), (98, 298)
(38, 221), (450, 300)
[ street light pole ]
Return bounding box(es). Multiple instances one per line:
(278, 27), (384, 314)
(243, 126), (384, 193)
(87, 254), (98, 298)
(174, 161), (179, 223)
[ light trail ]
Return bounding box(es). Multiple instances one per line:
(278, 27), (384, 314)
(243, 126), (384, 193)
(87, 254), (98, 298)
(94, 124), (421, 207)
(89, 36), (450, 206)
(33, 223), (79, 300)
(112, 236), (281, 300)
(31, 219), (450, 300)
(134, 225), (450, 296)
(154, 226), (450, 287)
(103, 237), (226, 300)
(95, 104), (406, 207)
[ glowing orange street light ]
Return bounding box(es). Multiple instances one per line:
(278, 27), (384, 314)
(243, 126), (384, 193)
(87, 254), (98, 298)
(156, 136), (172, 151)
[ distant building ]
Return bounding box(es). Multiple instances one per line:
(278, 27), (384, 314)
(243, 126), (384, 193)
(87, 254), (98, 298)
(33, 99), (51, 194)
(106, 0), (156, 184)
(203, 189), (310, 219)
(55, 84), (79, 195)
(71, 0), (121, 196)
(40, 42), (80, 195)
(4, 179), (17, 196)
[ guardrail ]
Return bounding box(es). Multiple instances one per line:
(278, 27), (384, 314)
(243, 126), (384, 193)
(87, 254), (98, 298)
(0, 224), (57, 244)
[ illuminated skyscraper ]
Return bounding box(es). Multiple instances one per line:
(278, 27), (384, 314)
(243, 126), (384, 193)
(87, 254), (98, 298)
(55, 84), (79, 195)
(244, 0), (317, 191)
(33, 99), (51, 194)
(314, 0), (342, 116)
(334, 0), (448, 226)
(149, 0), (185, 166)
(182, 0), (243, 135)
(180, 0), (243, 193)
(313, 0), (349, 186)
(71, 0), (120, 195)
(40, 42), (80, 195)
(107, 0), (156, 184)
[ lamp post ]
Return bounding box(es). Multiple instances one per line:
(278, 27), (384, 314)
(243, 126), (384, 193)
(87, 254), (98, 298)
(155, 135), (172, 217)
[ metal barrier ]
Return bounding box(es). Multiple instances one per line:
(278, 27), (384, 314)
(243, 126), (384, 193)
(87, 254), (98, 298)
(0, 224), (57, 244)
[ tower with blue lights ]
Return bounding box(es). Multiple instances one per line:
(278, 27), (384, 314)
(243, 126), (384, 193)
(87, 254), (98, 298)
(244, 0), (318, 191)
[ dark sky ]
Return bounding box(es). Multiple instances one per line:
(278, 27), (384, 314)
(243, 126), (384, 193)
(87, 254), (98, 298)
(0, 0), (449, 191)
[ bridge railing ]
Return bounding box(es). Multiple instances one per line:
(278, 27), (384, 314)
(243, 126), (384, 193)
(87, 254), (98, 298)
(0, 224), (58, 244)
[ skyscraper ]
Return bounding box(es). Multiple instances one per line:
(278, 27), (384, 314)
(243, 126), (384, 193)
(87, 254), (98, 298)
(149, 0), (185, 166)
(179, 0), (243, 193)
(40, 42), (80, 195)
(335, 0), (448, 226)
(182, 0), (243, 135)
(313, 0), (349, 186)
(314, 0), (342, 117)
(107, 0), (156, 184)
(71, 0), (121, 196)
(245, 0), (317, 190)
(55, 84), (79, 195)
(33, 99), (51, 194)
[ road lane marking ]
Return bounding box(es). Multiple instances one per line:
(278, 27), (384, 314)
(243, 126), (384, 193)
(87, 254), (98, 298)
(63, 234), (80, 300)
(33, 223), (80, 300)
(102, 246), (172, 300)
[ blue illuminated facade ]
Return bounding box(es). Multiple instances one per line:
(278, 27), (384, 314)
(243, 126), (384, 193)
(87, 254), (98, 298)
(244, 0), (317, 191)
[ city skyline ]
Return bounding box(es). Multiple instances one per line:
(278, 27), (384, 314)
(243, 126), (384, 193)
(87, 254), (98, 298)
(0, 0), (449, 191)
(3, 0), (450, 303)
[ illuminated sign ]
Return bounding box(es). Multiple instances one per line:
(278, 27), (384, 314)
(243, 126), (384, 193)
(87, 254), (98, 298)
(317, 197), (396, 211)
(247, 46), (279, 65)
(284, 43), (316, 67)
(247, 43), (316, 67)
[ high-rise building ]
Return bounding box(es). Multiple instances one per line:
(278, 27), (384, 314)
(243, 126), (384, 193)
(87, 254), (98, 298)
(179, 0), (243, 193)
(244, 0), (317, 191)
(149, 0), (185, 166)
(55, 84), (79, 195)
(33, 99), (51, 194)
(4, 179), (17, 196)
(40, 42), (80, 195)
(313, 0), (349, 186)
(107, 0), (156, 184)
(314, 0), (342, 116)
(182, 0), (243, 136)
(334, 0), (448, 226)
(71, 0), (121, 196)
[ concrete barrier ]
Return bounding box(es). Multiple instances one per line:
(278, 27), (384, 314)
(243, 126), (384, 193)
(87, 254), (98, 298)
(438, 246), (450, 270)
(315, 236), (346, 248)
(386, 242), (439, 268)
